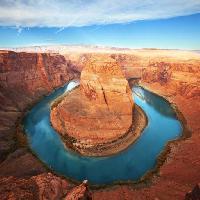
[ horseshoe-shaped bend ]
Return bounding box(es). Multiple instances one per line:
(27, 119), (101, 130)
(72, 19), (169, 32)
(23, 79), (182, 185)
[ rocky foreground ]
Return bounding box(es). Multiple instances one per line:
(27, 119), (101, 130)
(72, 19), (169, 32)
(0, 46), (199, 199)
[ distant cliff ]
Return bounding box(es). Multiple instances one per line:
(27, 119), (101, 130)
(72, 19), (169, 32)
(63, 51), (200, 98)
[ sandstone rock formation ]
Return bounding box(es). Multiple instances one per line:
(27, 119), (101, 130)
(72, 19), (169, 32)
(62, 49), (200, 99)
(65, 180), (92, 200)
(0, 50), (79, 200)
(0, 51), (79, 161)
(0, 173), (72, 200)
(51, 55), (134, 151)
(0, 47), (200, 199)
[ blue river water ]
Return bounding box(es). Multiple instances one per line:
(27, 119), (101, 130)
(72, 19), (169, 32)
(23, 80), (182, 185)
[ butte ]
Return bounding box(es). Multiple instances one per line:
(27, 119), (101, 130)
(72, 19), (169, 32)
(50, 55), (146, 156)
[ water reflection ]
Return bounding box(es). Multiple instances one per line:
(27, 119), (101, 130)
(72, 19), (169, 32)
(23, 81), (182, 185)
(133, 86), (176, 119)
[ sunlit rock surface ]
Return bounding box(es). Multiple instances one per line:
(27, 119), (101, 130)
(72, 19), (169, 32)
(51, 55), (134, 148)
(0, 47), (200, 199)
(64, 180), (91, 200)
(0, 50), (80, 163)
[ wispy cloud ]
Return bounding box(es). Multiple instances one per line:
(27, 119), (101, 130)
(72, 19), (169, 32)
(55, 27), (65, 34)
(16, 26), (23, 36)
(0, 0), (200, 28)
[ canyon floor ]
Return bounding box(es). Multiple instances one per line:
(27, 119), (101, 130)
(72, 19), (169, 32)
(0, 46), (199, 199)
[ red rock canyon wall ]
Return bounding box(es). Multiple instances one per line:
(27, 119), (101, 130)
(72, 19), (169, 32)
(0, 49), (200, 199)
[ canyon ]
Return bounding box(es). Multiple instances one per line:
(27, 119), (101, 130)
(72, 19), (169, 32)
(0, 46), (199, 199)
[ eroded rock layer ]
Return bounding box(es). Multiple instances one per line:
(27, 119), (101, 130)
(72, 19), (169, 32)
(0, 51), (79, 162)
(0, 48), (200, 199)
(51, 56), (134, 149)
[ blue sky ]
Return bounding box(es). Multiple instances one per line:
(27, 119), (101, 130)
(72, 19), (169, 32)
(0, 0), (200, 49)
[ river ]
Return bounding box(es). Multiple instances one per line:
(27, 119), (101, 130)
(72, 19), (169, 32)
(23, 80), (182, 185)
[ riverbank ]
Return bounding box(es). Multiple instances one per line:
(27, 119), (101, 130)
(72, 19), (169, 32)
(50, 91), (147, 156)
(50, 77), (148, 157)
(19, 81), (182, 190)
(92, 82), (200, 199)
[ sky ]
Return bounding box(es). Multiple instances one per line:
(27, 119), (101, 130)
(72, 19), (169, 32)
(0, 0), (200, 49)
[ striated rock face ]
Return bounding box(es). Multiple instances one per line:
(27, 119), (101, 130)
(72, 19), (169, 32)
(0, 51), (77, 101)
(141, 60), (200, 99)
(0, 173), (72, 200)
(80, 56), (133, 114)
(0, 48), (200, 199)
(0, 50), (79, 161)
(65, 181), (91, 200)
(0, 51), (79, 200)
(64, 50), (200, 99)
(51, 55), (134, 150)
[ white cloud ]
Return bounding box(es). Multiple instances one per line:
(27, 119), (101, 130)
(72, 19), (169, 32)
(0, 0), (200, 28)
